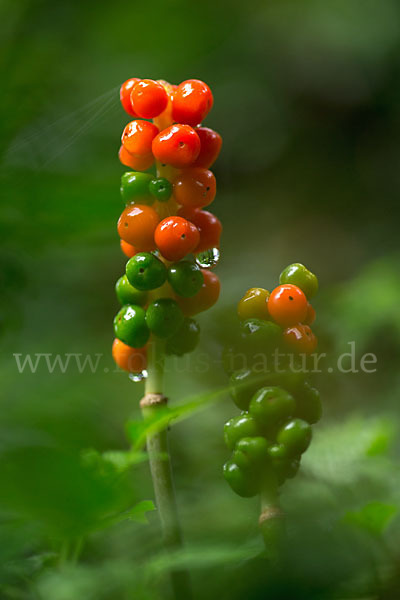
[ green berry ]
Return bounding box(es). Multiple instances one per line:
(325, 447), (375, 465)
(224, 413), (259, 451)
(276, 418), (312, 456)
(295, 382), (322, 424)
(229, 368), (266, 411)
(240, 318), (282, 355)
(120, 171), (154, 205)
(115, 275), (147, 306)
(165, 318), (200, 356)
(113, 304), (149, 348)
(279, 263), (318, 299)
(145, 298), (184, 338)
(267, 443), (287, 459)
(167, 260), (204, 297)
(126, 252), (167, 291)
(234, 437), (269, 469)
(249, 386), (295, 428)
(271, 457), (300, 485)
(149, 177), (172, 202)
(223, 459), (260, 497)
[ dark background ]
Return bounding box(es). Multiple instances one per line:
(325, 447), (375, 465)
(2, 0), (400, 598)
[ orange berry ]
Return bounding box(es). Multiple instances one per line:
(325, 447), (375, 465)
(282, 324), (317, 354)
(121, 120), (159, 156)
(304, 303), (316, 326)
(120, 239), (138, 258)
(120, 78), (140, 117)
(172, 79), (213, 126)
(173, 167), (216, 209)
(112, 338), (147, 373)
(193, 127), (222, 168)
(152, 124), (200, 168)
(118, 145), (154, 171)
(130, 79), (168, 119)
(178, 207), (222, 253)
(154, 216), (200, 261)
(175, 270), (220, 316)
(268, 284), (308, 327)
(117, 204), (159, 251)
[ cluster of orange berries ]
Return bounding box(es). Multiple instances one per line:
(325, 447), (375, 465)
(112, 78), (222, 377)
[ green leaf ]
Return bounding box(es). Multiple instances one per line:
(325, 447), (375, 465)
(126, 385), (229, 449)
(95, 500), (155, 531)
(344, 501), (398, 536)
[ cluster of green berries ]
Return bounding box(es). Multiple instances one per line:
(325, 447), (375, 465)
(223, 264), (321, 497)
(112, 77), (222, 376)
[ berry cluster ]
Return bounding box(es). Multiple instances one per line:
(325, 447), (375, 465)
(112, 78), (222, 376)
(223, 264), (321, 497)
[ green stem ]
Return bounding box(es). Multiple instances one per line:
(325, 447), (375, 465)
(141, 337), (192, 600)
(259, 474), (285, 562)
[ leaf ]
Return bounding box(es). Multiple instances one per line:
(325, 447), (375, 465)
(94, 500), (155, 531)
(126, 384), (229, 449)
(344, 502), (398, 536)
(101, 450), (149, 472)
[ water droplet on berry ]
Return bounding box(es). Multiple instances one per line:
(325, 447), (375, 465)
(195, 247), (220, 269)
(129, 369), (148, 383)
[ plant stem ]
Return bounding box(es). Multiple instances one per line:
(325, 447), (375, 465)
(259, 473), (285, 562)
(141, 337), (192, 600)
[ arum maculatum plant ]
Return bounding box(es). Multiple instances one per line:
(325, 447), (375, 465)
(223, 264), (321, 554)
(112, 77), (222, 597)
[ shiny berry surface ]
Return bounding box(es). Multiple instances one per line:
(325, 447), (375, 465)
(112, 338), (147, 373)
(173, 167), (216, 209)
(178, 208), (222, 253)
(193, 126), (222, 168)
(117, 204), (159, 251)
(149, 177), (172, 202)
(120, 78), (140, 116)
(121, 120), (159, 156)
(224, 413), (259, 451)
(126, 252), (167, 291)
(234, 437), (269, 469)
(268, 284), (308, 327)
(120, 171), (153, 205)
(295, 382), (322, 424)
(152, 124), (200, 168)
(279, 263), (318, 299)
(145, 298), (184, 338)
(172, 79), (213, 126)
(223, 460), (259, 498)
(167, 260), (204, 297)
(276, 418), (312, 456)
(237, 287), (270, 321)
(175, 269), (220, 316)
(115, 274), (148, 306)
(165, 317), (200, 356)
(283, 324), (317, 354)
(130, 79), (168, 119)
(113, 304), (150, 348)
(118, 145), (154, 171)
(154, 216), (200, 261)
(249, 386), (295, 427)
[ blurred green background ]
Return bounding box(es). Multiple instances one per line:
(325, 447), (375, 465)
(2, 0), (400, 598)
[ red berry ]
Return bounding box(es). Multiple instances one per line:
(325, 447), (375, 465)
(121, 120), (159, 156)
(131, 79), (168, 119)
(268, 284), (308, 327)
(172, 79), (213, 126)
(304, 303), (316, 326)
(178, 207), (222, 253)
(175, 270), (220, 316)
(193, 127), (222, 168)
(117, 204), (159, 251)
(120, 78), (140, 116)
(282, 324), (317, 354)
(152, 124), (200, 168)
(173, 167), (216, 209)
(120, 239), (138, 258)
(154, 216), (200, 261)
